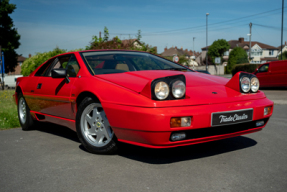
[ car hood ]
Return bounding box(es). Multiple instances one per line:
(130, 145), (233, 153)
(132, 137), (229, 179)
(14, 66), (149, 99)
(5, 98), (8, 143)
(95, 70), (229, 93)
(95, 70), (266, 107)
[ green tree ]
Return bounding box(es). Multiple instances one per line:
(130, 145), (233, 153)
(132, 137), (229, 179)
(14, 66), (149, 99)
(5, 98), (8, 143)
(87, 28), (157, 55)
(21, 47), (66, 76)
(227, 47), (249, 74)
(278, 51), (287, 60)
(0, 0), (21, 73)
(103, 26), (109, 42)
(207, 39), (230, 64)
(21, 47), (84, 76)
(136, 30), (142, 41)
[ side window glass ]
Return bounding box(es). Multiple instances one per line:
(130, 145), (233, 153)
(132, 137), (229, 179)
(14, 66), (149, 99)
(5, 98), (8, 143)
(65, 55), (80, 77)
(47, 55), (71, 76)
(258, 64), (269, 73)
(35, 58), (55, 76)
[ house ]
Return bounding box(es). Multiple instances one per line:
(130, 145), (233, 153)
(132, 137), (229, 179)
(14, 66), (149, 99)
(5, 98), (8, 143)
(161, 46), (200, 58)
(121, 39), (143, 49)
(201, 37), (279, 65)
(160, 46), (201, 67)
(7, 55), (27, 75)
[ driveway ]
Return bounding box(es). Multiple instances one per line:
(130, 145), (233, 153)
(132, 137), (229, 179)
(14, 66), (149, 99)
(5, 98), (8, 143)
(0, 94), (286, 191)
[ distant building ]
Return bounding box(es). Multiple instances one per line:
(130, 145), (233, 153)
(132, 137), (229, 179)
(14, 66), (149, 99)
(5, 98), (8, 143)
(161, 46), (200, 57)
(121, 39), (143, 49)
(201, 37), (279, 65)
(8, 55), (27, 75)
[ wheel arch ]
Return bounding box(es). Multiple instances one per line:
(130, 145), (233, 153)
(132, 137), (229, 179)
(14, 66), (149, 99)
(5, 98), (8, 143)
(15, 86), (23, 105)
(76, 91), (101, 109)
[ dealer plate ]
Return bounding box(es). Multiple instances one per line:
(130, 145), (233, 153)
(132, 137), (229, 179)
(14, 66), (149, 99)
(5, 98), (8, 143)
(211, 108), (253, 127)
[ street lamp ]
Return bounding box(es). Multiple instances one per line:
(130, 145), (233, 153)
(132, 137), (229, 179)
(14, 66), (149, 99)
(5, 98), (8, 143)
(247, 33), (252, 63)
(206, 13), (209, 71)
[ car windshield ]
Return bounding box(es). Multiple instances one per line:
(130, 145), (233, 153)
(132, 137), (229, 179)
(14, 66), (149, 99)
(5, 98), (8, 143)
(81, 51), (192, 75)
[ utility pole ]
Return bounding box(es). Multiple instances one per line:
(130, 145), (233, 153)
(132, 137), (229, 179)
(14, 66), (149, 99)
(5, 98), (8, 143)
(99, 31), (101, 39)
(281, 0), (284, 60)
(206, 13), (209, 71)
(0, 46), (4, 90)
(193, 37), (195, 57)
(249, 23), (252, 62)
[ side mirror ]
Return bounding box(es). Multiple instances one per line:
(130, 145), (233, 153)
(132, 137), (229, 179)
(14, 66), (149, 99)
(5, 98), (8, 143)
(51, 68), (70, 83)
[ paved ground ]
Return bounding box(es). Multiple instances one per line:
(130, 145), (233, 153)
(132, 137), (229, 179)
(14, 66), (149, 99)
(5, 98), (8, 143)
(261, 88), (287, 105)
(1, 105), (287, 191)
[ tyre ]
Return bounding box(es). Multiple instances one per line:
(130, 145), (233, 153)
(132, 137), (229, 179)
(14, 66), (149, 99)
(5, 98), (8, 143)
(18, 93), (35, 131)
(76, 97), (117, 154)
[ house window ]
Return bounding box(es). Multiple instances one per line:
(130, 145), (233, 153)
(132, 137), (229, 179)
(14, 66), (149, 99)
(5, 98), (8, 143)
(251, 52), (262, 57)
(269, 50), (274, 56)
(19, 62), (22, 66)
(223, 51), (229, 56)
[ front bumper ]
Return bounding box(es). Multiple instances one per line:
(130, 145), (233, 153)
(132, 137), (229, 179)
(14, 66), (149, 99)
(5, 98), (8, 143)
(102, 98), (273, 148)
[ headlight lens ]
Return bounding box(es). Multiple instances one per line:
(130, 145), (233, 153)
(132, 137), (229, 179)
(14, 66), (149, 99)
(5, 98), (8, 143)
(241, 77), (250, 93)
(154, 81), (169, 100)
(250, 77), (259, 92)
(172, 80), (186, 98)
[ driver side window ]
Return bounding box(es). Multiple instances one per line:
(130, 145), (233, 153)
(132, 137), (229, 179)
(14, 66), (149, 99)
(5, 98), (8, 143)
(258, 64), (269, 73)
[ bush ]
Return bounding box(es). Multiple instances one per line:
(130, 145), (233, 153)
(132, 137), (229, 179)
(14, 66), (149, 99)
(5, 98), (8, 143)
(21, 47), (67, 76)
(227, 47), (249, 74)
(231, 63), (261, 76)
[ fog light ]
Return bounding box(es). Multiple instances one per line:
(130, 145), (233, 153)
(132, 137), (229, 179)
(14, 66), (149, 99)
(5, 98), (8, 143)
(171, 132), (186, 141)
(256, 120), (264, 127)
(264, 106), (272, 116)
(170, 117), (192, 127)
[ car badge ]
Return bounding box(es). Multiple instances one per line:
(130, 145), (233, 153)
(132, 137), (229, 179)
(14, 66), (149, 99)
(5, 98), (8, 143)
(212, 92), (217, 94)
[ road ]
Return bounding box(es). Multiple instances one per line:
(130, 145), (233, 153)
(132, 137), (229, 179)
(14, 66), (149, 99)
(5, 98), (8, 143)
(0, 90), (286, 192)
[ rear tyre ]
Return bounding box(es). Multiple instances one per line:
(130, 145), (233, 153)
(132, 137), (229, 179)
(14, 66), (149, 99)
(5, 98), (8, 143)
(18, 93), (35, 131)
(76, 97), (118, 154)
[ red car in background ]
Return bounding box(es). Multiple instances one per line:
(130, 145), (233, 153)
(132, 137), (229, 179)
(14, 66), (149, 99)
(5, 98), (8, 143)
(14, 50), (273, 154)
(253, 60), (287, 87)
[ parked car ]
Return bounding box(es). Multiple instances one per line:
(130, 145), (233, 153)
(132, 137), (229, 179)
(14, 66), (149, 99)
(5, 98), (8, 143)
(195, 70), (211, 74)
(253, 60), (287, 87)
(14, 50), (273, 154)
(3, 75), (23, 89)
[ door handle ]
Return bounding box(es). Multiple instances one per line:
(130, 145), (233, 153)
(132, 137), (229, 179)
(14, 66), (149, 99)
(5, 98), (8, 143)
(37, 83), (42, 89)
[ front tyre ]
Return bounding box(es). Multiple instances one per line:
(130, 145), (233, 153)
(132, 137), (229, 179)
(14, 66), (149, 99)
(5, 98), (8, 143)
(76, 97), (117, 154)
(18, 94), (35, 131)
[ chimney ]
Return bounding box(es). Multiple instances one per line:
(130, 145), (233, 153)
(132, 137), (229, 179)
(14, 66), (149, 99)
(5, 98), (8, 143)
(181, 47), (183, 50)
(285, 41), (286, 45)
(185, 49), (188, 52)
(239, 37), (244, 43)
(29, 54), (31, 58)
(189, 50), (192, 56)
(164, 47), (167, 51)
(175, 46), (177, 49)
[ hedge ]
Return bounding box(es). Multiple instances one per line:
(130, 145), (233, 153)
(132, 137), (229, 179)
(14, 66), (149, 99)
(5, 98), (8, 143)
(231, 63), (261, 76)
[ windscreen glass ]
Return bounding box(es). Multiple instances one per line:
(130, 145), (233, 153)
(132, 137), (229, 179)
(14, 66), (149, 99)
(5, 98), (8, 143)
(81, 51), (192, 75)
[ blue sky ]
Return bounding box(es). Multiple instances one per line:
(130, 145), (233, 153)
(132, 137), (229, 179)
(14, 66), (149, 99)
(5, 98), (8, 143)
(10, 0), (287, 57)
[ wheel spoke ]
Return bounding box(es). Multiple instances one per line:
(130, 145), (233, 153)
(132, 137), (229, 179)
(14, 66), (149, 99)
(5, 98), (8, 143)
(87, 128), (96, 136)
(94, 130), (105, 144)
(85, 114), (94, 127)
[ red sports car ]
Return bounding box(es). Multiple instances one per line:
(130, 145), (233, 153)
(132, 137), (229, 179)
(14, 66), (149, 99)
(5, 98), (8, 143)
(14, 50), (273, 154)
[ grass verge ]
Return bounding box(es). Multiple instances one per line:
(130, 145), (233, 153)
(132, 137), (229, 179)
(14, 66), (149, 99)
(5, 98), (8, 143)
(0, 90), (20, 130)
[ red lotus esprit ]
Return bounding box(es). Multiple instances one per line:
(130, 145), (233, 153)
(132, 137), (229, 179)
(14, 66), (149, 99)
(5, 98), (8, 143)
(14, 50), (273, 154)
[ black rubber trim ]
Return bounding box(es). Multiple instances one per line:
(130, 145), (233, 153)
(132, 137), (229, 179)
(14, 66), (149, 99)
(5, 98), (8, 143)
(170, 118), (269, 141)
